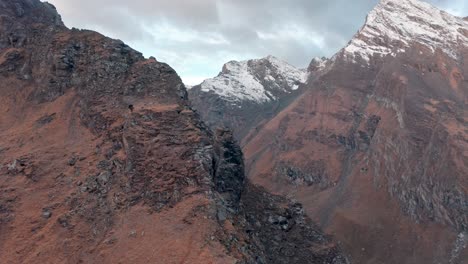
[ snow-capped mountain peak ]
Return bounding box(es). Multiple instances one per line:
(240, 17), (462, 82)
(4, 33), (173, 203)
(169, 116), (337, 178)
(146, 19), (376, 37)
(344, 0), (468, 63)
(199, 56), (308, 103)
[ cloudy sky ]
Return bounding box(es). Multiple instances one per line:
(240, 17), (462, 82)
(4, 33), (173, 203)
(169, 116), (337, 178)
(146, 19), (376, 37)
(47, 0), (467, 85)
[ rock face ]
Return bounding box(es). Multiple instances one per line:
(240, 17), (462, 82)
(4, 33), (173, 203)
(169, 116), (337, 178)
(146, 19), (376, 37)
(243, 0), (468, 263)
(189, 56), (322, 142)
(0, 0), (347, 263)
(237, 183), (349, 264)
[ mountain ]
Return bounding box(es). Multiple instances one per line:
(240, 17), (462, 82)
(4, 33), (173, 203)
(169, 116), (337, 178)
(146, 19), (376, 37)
(0, 1), (348, 263)
(189, 56), (327, 142)
(343, 0), (467, 63)
(242, 0), (468, 263)
(197, 55), (308, 103)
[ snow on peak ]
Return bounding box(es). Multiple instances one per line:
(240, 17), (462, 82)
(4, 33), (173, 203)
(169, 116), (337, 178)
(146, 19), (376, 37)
(344, 0), (468, 63)
(260, 55), (308, 88)
(200, 56), (307, 103)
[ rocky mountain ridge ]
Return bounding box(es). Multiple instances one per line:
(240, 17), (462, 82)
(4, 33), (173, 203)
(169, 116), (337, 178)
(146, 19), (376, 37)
(0, 0), (347, 263)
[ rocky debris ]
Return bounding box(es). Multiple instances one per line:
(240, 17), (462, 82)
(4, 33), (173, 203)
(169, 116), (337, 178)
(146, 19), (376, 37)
(390, 179), (468, 231)
(206, 129), (347, 263)
(41, 209), (52, 219)
(68, 155), (79, 166)
(0, 49), (25, 74)
(35, 113), (56, 126)
(6, 160), (18, 174)
(235, 184), (349, 264)
(327, 114), (382, 152)
(5, 157), (34, 178)
(57, 215), (71, 228)
(79, 170), (113, 196)
(0, 190), (17, 224)
(276, 161), (330, 188)
(449, 232), (468, 264)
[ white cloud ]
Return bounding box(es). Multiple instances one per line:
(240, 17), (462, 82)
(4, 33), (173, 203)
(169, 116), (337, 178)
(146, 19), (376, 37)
(46, 0), (467, 85)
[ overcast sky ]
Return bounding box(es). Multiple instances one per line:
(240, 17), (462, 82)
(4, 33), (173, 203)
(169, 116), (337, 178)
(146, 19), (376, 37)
(46, 0), (467, 85)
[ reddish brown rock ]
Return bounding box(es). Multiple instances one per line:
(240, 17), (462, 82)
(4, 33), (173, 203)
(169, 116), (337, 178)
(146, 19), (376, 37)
(244, 1), (468, 263)
(0, 1), (347, 263)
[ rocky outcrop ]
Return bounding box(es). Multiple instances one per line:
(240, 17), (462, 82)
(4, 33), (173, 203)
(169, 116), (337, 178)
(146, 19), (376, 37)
(209, 129), (349, 264)
(0, 0), (346, 263)
(244, 0), (468, 263)
(236, 184), (348, 264)
(212, 128), (245, 208)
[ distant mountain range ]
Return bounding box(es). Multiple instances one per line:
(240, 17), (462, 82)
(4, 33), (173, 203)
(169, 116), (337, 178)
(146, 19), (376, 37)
(189, 55), (328, 142)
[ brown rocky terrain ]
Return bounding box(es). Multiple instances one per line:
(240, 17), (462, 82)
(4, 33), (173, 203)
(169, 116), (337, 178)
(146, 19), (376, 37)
(0, 0), (348, 263)
(242, 0), (468, 263)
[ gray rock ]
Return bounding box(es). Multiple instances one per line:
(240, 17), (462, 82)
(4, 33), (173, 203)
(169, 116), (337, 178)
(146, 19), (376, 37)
(268, 215), (276, 224)
(277, 216), (288, 225)
(68, 155), (78, 166)
(97, 171), (111, 185)
(7, 160), (17, 172)
(14, 3), (24, 17)
(217, 207), (227, 221)
(42, 210), (52, 219)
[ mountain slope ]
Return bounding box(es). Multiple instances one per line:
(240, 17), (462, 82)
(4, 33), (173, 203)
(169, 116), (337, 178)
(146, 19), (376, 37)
(189, 56), (325, 141)
(0, 1), (347, 263)
(244, 0), (468, 263)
